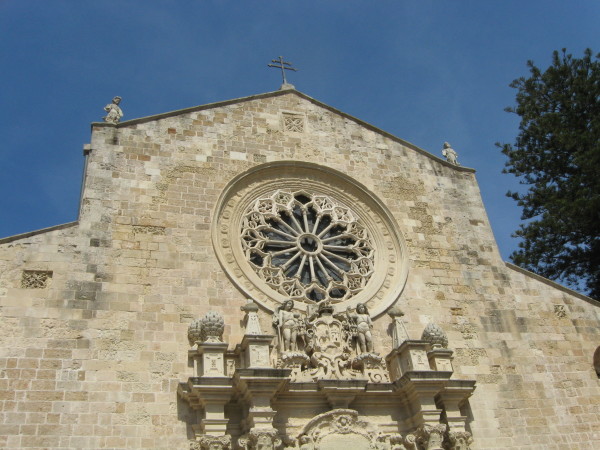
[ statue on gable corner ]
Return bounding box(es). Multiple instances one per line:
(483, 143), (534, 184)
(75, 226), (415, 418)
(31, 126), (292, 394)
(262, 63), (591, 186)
(103, 96), (123, 124)
(441, 142), (459, 165)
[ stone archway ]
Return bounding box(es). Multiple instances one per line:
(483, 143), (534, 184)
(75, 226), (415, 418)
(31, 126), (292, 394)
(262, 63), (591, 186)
(594, 346), (600, 378)
(297, 409), (380, 450)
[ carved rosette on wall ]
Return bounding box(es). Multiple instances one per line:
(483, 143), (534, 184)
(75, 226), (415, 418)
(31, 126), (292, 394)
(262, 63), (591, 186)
(241, 189), (375, 304)
(212, 162), (409, 317)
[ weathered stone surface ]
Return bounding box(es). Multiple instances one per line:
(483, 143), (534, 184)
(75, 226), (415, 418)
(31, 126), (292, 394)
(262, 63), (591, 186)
(1, 89), (599, 448)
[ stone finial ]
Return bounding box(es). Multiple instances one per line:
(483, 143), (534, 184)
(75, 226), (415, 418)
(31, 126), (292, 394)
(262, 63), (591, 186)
(103, 96), (123, 124)
(441, 142), (459, 165)
(188, 318), (203, 346)
(388, 306), (409, 348)
(241, 299), (262, 335)
(188, 311), (225, 345)
(387, 306), (404, 318)
(421, 322), (448, 348)
(201, 311), (225, 343)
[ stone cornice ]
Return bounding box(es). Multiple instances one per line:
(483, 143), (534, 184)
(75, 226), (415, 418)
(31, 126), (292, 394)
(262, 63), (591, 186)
(505, 262), (600, 306)
(0, 221), (78, 244)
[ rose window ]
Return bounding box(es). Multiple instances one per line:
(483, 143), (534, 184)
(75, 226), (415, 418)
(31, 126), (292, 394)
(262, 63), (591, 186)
(240, 190), (375, 303)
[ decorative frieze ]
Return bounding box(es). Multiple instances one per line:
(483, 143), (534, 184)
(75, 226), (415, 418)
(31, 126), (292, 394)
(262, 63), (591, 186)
(282, 113), (304, 133)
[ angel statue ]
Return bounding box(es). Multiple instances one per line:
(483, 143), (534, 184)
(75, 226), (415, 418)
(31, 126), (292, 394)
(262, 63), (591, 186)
(346, 303), (374, 353)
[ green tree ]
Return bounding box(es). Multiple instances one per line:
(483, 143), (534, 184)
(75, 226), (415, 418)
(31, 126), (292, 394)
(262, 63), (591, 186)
(500, 49), (600, 298)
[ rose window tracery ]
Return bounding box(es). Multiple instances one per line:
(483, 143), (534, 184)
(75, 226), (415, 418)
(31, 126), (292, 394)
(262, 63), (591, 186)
(240, 190), (375, 304)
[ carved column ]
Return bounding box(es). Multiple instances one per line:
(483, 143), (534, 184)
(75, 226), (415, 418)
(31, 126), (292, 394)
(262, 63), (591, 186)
(438, 381), (475, 432)
(235, 368), (290, 448)
(389, 341), (450, 435)
(181, 312), (234, 443)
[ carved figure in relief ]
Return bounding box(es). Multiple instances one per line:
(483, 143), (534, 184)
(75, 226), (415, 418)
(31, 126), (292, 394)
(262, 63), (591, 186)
(103, 96), (123, 124)
(272, 299), (302, 352)
(441, 142), (458, 165)
(346, 303), (374, 353)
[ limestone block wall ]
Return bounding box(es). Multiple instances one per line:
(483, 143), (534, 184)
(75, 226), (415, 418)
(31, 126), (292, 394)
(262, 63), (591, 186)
(0, 90), (599, 449)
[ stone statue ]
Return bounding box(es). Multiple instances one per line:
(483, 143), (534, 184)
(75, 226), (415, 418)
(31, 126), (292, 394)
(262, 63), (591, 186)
(272, 299), (301, 352)
(441, 142), (458, 165)
(103, 96), (123, 124)
(346, 303), (373, 353)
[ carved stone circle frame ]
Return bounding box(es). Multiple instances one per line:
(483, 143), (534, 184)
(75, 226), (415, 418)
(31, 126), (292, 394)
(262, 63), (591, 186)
(212, 162), (408, 317)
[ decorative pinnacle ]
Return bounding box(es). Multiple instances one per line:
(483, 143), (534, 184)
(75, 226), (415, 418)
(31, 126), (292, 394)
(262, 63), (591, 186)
(268, 56), (298, 89)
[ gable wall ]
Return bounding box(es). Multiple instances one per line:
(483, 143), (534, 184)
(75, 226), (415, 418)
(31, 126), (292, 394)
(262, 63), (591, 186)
(0, 91), (598, 448)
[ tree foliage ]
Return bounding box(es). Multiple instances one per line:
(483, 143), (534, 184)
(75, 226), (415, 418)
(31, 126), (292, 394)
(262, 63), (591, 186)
(500, 49), (600, 298)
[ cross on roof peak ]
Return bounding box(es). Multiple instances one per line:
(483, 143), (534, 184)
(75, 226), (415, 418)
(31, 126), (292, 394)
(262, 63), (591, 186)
(268, 56), (298, 90)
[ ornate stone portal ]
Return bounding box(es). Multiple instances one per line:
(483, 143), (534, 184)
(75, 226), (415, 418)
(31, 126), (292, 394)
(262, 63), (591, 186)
(185, 158), (474, 449)
(179, 304), (476, 449)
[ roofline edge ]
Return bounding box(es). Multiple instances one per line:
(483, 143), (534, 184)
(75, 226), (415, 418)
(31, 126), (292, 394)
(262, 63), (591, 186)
(90, 89), (475, 173)
(0, 221), (79, 244)
(505, 261), (599, 307)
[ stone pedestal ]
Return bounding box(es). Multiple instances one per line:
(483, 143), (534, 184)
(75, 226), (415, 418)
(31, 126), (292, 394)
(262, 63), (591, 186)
(241, 334), (274, 369)
(180, 377), (234, 439)
(185, 341), (232, 439)
(235, 368), (290, 432)
(437, 380), (476, 433)
(386, 340), (431, 381)
(195, 342), (229, 377)
(427, 347), (454, 372)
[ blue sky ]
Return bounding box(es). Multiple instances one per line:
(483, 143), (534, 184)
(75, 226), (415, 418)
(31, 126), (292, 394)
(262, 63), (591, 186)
(1, 1), (598, 266)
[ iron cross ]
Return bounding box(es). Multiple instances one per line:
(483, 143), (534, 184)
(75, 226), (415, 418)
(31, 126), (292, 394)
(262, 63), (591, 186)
(268, 56), (298, 85)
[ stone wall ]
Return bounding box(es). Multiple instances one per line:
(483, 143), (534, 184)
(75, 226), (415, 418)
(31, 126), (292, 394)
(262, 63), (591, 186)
(0, 90), (599, 448)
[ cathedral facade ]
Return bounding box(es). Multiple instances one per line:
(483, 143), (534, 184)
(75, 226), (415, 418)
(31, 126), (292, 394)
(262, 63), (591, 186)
(1, 88), (599, 449)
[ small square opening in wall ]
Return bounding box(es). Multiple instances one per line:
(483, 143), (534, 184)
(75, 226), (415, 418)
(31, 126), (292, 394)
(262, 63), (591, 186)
(282, 113), (304, 133)
(21, 270), (53, 289)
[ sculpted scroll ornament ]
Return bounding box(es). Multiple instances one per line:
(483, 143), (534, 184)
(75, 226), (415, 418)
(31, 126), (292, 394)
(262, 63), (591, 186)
(446, 431), (473, 450)
(190, 435), (231, 450)
(273, 301), (389, 383)
(238, 429), (282, 450)
(416, 424), (447, 450)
